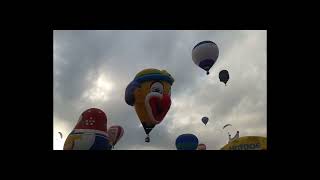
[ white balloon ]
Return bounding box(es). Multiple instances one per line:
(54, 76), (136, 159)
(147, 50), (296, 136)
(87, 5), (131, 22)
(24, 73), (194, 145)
(192, 41), (219, 69)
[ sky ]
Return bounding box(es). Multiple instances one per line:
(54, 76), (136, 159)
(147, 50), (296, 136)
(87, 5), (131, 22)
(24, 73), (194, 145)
(53, 30), (267, 150)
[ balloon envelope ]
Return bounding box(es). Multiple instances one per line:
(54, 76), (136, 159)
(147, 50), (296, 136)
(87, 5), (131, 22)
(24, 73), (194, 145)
(107, 125), (124, 146)
(192, 41), (219, 75)
(197, 143), (206, 150)
(176, 134), (199, 150)
(219, 70), (229, 85)
(202, 117), (209, 125)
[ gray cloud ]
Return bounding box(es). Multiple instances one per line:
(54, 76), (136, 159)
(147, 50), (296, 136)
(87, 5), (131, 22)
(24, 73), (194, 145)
(54, 30), (266, 150)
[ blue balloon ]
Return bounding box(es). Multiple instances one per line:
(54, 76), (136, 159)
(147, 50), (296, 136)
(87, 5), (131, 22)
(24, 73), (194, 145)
(175, 134), (199, 150)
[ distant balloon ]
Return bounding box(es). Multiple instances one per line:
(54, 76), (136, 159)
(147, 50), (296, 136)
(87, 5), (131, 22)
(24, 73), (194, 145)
(219, 70), (229, 86)
(58, 132), (63, 139)
(107, 125), (124, 147)
(223, 124), (232, 129)
(175, 134), (199, 150)
(202, 117), (209, 125)
(192, 40), (219, 75)
(197, 143), (206, 150)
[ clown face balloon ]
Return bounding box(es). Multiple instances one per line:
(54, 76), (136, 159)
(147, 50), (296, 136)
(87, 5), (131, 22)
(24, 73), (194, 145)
(125, 68), (174, 142)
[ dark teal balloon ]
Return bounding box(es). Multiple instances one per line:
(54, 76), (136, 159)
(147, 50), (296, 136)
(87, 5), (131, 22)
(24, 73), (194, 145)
(175, 134), (199, 150)
(219, 70), (229, 85)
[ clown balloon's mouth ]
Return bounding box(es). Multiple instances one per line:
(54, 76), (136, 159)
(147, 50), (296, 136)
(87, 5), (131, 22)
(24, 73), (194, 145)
(145, 92), (171, 124)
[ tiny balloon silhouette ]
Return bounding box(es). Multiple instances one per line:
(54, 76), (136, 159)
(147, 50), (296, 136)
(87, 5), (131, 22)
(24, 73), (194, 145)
(201, 117), (209, 125)
(219, 70), (229, 86)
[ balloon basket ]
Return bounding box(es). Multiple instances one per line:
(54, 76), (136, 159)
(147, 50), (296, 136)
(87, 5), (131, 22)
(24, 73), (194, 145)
(145, 135), (150, 143)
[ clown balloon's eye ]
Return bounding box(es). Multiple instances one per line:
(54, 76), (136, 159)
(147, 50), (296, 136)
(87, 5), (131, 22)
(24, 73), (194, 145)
(151, 82), (163, 94)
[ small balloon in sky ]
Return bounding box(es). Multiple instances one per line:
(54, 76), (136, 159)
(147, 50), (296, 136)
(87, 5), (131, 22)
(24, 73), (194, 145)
(219, 70), (230, 86)
(192, 40), (219, 75)
(201, 116), (209, 125)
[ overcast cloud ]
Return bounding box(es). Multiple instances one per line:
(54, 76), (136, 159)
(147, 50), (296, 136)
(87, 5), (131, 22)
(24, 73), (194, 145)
(53, 30), (266, 150)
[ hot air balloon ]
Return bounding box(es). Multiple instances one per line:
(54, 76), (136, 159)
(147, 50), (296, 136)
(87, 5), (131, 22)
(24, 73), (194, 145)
(175, 134), (199, 150)
(107, 125), (124, 148)
(197, 143), (206, 150)
(223, 124), (238, 142)
(63, 108), (112, 150)
(58, 132), (63, 139)
(125, 68), (174, 142)
(202, 117), (209, 125)
(219, 70), (229, 86)
(221, 136), (267, 150)
(192, 40), (219, 75)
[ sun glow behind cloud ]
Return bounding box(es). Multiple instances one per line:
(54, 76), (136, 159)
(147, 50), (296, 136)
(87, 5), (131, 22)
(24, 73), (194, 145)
(82, 74), (114, 102)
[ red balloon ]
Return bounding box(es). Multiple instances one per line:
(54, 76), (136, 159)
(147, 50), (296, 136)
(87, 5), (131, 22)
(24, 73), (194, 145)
(74, 108), (108, 132)
(197, 143), (206, 150)
(63, 108), (112, 150)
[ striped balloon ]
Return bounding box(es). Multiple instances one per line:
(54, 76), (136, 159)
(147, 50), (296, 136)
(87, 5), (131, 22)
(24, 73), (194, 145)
(107, 125), (124, 146)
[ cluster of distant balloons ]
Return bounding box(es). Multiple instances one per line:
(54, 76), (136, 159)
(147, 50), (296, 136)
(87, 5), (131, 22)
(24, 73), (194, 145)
(59, 40), (266, 150)
(192, 40), (229, 85)
(174, 41), (231, 150)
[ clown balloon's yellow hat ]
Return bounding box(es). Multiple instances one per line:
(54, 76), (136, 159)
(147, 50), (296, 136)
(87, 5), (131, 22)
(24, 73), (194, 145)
(134, 68), (174, 85)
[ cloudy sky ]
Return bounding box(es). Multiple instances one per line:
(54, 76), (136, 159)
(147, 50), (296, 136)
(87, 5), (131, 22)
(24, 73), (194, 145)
(53, 30), (267, 150)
